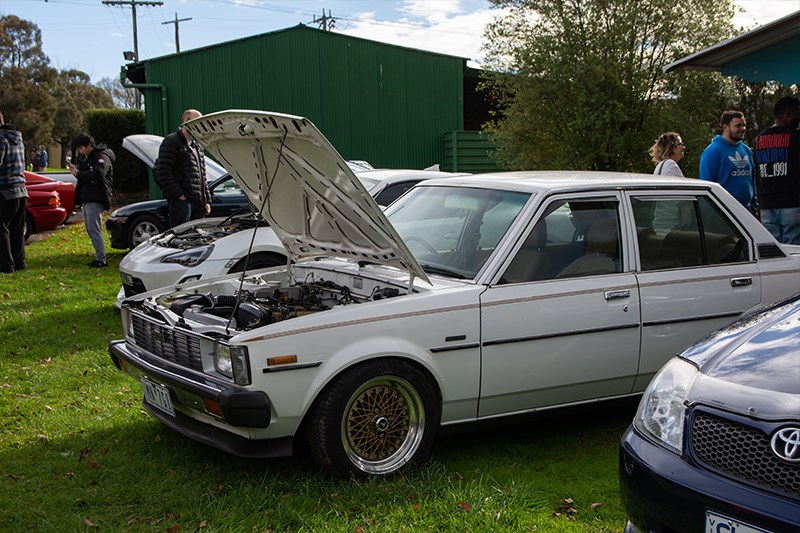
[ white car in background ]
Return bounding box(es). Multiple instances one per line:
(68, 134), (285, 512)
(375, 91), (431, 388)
(117, 136), (466, 303)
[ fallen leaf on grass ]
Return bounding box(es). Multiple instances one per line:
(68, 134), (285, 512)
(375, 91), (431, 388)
(167, 525), (181, 533)
(64, 471), (75, 478)
(83, 518), (98, 528)
(591, 503), (603, 510)
(8, 474), (24, 481)
(456, 501), (472, 513)
(199, 520), (208, 529)
(86, 460), (100, 469)
(78, 447), (91, 462)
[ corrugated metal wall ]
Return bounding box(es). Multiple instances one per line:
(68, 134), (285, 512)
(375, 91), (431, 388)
(139, 26), (464, 170)
(441, 131), (504, 173)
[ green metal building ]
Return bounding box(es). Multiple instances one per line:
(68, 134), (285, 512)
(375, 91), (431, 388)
(124, 25), (500, 173)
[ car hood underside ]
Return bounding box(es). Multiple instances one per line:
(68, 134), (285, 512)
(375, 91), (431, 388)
(184, 110), (429, 283)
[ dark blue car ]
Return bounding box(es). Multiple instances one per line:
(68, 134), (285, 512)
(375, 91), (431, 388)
(619, 293), (800, 533)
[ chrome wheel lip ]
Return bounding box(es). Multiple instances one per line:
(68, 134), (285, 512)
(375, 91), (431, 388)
(341, 375), (425, 475)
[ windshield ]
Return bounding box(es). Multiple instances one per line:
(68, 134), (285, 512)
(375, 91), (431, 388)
(386, 186), (531, 279)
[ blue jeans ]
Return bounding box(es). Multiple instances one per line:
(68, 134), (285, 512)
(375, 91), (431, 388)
(83, 202), (107, 262)
(761, 208), (800, 245)
(167, 199), (204, 229)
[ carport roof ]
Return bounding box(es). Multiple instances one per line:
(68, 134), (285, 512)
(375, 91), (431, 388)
(664, 11), (800, 86)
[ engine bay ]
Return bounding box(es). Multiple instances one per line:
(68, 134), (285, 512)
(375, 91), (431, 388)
(153, 215), (262, 250)
(140, 267), (403, 333)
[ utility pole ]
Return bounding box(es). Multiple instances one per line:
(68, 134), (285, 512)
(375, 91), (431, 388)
(102, 0), (163, 63)
(102, 0), (162, 109)
(162, 13), (191, 53)
(312, 10), (336, 31)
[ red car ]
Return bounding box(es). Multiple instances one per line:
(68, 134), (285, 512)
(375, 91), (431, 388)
(24, 181), (67, 241)
(24, 171), (76, 219)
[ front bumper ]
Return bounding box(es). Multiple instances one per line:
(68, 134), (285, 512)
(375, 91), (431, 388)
(106, 216), (128, 249)
(619, 425), (799, 533)
(109, 340), (291, 458)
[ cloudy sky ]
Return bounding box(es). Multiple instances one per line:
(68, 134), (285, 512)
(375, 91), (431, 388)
(2, 0), (797, 82)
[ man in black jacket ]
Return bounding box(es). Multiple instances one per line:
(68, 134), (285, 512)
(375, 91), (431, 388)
(155, 109), (210, 228)
(69, 134), (114, 267)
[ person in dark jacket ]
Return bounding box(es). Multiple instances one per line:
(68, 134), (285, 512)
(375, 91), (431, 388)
(69, 133), (114, 267)
(0, 110), (29, 273)
(155, 109), (210, 228)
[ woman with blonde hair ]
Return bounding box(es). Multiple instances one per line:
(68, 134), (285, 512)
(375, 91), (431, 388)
(650, 131), (686, 177)
(650, 132), (690, 232)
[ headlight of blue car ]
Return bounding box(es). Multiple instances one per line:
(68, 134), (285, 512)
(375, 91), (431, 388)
(162, 245), (214, 267)
(634, 357), (698, 453)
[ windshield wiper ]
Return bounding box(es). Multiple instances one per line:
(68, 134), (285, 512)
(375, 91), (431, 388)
(419, 263), (466, 279)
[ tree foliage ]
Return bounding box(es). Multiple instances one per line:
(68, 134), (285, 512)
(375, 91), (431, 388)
(97, 76), (139, 110)
(0, 15), (124, 168)
(481, 0), (741, 172)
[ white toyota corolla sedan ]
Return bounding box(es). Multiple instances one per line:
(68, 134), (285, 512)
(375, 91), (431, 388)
(109, 110), (800, 478)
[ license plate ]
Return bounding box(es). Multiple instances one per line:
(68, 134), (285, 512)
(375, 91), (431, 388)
(141, 377), (175, 417)
(120, 272), (134, 285)
(706, 511), (772, 533)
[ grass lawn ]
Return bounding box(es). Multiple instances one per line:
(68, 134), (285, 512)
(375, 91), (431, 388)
(0, 221), (635, 532)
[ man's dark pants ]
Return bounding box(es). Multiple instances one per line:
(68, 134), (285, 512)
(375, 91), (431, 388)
(0, 196), (27, 273)
(167, 198), (204, 229)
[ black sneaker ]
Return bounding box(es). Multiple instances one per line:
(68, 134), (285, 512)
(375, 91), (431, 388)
(88, 260), (108, 268)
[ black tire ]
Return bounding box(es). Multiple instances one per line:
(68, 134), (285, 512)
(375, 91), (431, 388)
(24, 213), (34, 242)
(126, 214), (164, 249)
(227, 252), (286, 274)
(305, 359), (440, 478)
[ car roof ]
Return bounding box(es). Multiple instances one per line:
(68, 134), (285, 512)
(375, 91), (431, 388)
(416, 170), (714, 194)
(356, 169), (470, 185)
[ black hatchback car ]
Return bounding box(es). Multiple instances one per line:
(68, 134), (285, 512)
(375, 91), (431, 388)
(620, 293), (800, 533)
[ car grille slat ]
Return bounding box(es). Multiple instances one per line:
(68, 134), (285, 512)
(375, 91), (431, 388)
(131, 314), (203, 372)
(691, 412), (799, 497)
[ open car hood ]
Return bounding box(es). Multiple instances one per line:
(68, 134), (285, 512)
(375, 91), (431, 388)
(184, 110), (429, 283)
(122, 134), (228, 182)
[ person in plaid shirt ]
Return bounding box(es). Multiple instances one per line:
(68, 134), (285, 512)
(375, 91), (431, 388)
(0, 110), (28, 274)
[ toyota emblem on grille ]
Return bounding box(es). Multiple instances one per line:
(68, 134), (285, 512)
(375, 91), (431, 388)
(770, 427), (800, 463)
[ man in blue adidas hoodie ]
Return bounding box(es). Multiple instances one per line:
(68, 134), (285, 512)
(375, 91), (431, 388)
(699, 110), (758, 214)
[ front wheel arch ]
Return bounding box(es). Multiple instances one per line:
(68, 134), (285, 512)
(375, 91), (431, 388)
(303, 357), (442, 478)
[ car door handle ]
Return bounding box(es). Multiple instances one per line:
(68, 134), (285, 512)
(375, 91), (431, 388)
(604, 289), (630, 300)
(730, 277), (752, 287)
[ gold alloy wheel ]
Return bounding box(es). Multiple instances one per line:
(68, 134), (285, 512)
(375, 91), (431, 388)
(341, 375), (425, 475)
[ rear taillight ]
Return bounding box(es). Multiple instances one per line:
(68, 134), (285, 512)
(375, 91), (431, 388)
(46, 193), (61, 206)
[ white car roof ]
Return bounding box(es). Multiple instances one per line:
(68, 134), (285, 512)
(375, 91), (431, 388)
(122, 133), (229, 182)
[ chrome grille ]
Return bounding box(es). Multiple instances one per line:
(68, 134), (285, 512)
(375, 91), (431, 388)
(131, 314), (203, 372)
(691, 412), (800, 497)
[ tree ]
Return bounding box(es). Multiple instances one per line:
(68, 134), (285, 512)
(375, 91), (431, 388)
(481, 0), (739, 172)
(0, 15), (58, 151)
(97, 76), (139, 109)
(51, 70), (115, 166)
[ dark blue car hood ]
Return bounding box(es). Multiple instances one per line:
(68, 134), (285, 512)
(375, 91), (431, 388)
(679, 294), (800, 420)
(682, 294), (800, 396)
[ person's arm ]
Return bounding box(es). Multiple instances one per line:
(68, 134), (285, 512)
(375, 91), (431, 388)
(154, 137), (184, 199)
(698, 148), (717, 182)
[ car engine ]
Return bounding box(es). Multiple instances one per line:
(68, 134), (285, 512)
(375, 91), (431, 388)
(153, 215), (261, 250)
